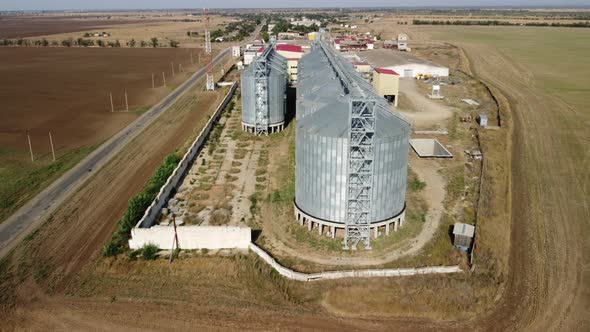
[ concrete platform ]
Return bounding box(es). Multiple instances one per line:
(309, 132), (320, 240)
(410, 138), (453, 158)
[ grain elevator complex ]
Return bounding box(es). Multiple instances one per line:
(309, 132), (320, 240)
(241, 38), (411, 250)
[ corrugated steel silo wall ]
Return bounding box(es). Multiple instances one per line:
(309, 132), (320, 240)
(240, 69), (256, 125)
(267, 67), (287, 125)
(371, 133), (409, 221)
(295, 130), (348, 222)
(240, 57), (287, 127)
(295, 127), (409, 223)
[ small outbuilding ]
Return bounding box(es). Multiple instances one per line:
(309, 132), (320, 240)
(231, 45), (241, 58)
(478, 114), (488, 127)
(372, 67), (400, 106)
(453, 223), (475, 251)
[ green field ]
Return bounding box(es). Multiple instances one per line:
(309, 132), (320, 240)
(0, 146), (95, 222)
(419, 26), (590, 109)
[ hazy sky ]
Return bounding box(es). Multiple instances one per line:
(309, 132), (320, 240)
(1, 0), (588, 11)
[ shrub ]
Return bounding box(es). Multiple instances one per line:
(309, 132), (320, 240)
(102, 241), (123, 257)
(102, 153), (180, 256)
(410, 178), (427, 192)
(141, 244), (158, 260)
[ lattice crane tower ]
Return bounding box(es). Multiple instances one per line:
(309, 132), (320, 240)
(204, 8), (214, 91)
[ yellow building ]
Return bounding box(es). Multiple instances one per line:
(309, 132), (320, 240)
(372, 68), (400, 106)
(308, 32), (319, 41)
(352, 61), (372, 79)
(276, 44), (304, 83)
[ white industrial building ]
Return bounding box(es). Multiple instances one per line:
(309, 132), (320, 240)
(384, 60), (449, 78)
(231, 45), (240, 58)
(243, 43), (265, 65)
(360, 49), (449, 79)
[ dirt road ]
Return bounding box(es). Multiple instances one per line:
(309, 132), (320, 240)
(398, 78), (454, 129)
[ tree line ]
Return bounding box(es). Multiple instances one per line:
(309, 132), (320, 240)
(412, 19), (590, 28)
(0, 37), (180, 48)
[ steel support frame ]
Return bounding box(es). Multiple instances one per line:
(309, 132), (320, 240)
(344, 99), (376, 250)
(254, 59), (269, 135)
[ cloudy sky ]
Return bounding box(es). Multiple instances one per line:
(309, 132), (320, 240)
(0, 0), (588, 11)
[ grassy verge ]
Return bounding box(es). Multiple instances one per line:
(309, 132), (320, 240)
(102, 153), (181, 256)
(0, 145), (96, 223)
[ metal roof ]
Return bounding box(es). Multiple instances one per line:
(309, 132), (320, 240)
(453, 223), (475, 237)
(297, 41), (410, 137)
(276, 43), (303, 53)
(375, 67), (399, 75)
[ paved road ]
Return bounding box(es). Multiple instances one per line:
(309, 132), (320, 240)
(0, 47), (231, 258)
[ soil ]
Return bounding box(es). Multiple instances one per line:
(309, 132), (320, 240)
(0, 47), (203, 154)
(397, 78), (454, 129)
(0, 16), (150, 39)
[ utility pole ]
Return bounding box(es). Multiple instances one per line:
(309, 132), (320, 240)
(109, 92), (114, 112)
(162, 72), (166, 87)
(171, 61), (175, 77)
(27, 131), (34, 162)
(151, 72), (155, 89)
(49, 131), (56, 162)
(124, 90), (129, 111)
(169, 214), (180, 264)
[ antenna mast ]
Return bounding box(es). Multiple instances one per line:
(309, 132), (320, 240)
(204, 8), (214, 91)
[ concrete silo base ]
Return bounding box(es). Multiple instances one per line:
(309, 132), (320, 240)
(294, 203), (406, 239)
(242, 122), (285, 134)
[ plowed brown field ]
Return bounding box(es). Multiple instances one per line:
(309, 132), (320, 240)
(0, 16), (148, 38)
(0, 47), (202, 153)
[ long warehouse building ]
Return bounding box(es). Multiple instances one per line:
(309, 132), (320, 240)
(295, 41), (411, 250)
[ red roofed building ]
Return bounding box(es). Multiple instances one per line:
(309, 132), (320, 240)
(276, 44), (302, 53)
(275, 43), (304, 83)
(373, 68), (400, 106)
(374, 68), (399, 75)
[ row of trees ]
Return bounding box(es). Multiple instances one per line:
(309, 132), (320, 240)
(412, 19), (590, 28)
(0, 37), (180, 48)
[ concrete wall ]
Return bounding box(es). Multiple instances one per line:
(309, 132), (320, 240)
(129, 226), (251, 250)
(133, 83), (237, 230)
(249, 243), (461, 282)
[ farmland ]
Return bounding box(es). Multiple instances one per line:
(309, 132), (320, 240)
(0, 15), (149, 38)
(0, 47), (210, 223)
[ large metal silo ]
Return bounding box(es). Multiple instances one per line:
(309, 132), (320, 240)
(295, 102), (410, 223)
(294, 40), (411, 249)
(240, 46), (288, 134)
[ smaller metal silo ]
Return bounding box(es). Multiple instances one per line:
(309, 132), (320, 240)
(241, 45), (288, 135)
